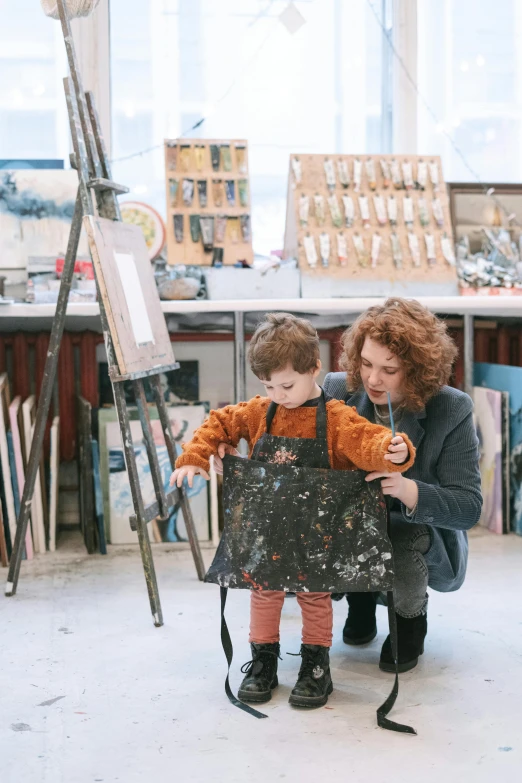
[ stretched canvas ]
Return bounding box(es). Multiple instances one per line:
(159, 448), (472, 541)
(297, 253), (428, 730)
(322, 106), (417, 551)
(49, 416), (60, 553)
(99, 403), (210, 544)
(22, 397), (46, 554)
(0, 170), (88, 281)
(474, 363), (522, 535)
(0, 374), (18, 550)
(473, 387), (504, 534)
(9, 397), (34, 557)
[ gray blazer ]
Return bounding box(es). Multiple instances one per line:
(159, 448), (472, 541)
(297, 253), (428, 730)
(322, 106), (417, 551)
(323, 372), (482, 592)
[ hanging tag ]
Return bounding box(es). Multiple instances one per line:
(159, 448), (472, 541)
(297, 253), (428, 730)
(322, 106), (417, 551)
(425, 232), (437, 266)
(182, 178), (195, 206)
(353, 233), (368, 267)
(407, 231), (421, 267)
(337, 232), (348, 266)
(210, 145), (221, 171)
(169, 178), (179, 208)
(371, 233), (382, 268)
(319, 232), (331, 268)
(194, 144), (205, 171)
(225, 180), (236, 206)
(373, 194), (387, 225)
(416, 159), (427, 190)
(291, 156), (302, 184)
(387, 195), (398, 226)
(403, 195), (414, 227)
(365, 158), (377, 191)
(380, 159), (391, 188)
(353, 158), (363, 192)
(358, 195), (370, 228)
(342, 195), (355, 227)
(189, 214), (201, 243)
(197, 180), (208, 208)
(227, 217), (240, 243)
(303, 234), (318, 268)
(212, 179), (223, 208)
(299, 194), (310, 227)
(429, 160), (440, 191)
(418, 197), (430, 227)
(240, 214), (251, 243)
(402, 160), (414, 190)
(328, 195), (343, 227)
(235, 144), (247, 175)
(314, 194), (326, 226)
(238, 179), (249, 207)
(199, 216), (215, 251)
(432, 197), (444, 227)
(221, 144), (233, 172)
(180, 144), (192, 172)
(324, 158), (336, 191)
(173, 214), (184, 243)
(337, 158), (350, 188)
(391, 158), (402, 189)
(390, 232), (403, 269)
(215, 214), (227, 243)
(441, 233), (456, 265)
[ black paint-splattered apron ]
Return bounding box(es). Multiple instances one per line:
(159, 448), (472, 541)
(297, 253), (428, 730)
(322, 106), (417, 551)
(205, 392), (415, 734)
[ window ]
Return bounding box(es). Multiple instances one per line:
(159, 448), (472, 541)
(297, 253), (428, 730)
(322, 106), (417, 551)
(111, 0), (391, 254)
(0, 0), (68, 163)
(417, 0), (522, 183)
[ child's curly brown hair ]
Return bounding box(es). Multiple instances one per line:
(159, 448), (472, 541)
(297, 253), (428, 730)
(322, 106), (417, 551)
(340, 298), (458, 411)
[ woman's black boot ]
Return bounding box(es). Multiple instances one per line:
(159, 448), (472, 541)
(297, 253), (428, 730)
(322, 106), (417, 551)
(379, 612), (427, 672)
(238, 642), (280, 703)
(343, 592), (377, 645)
(288, 645), (333, 708)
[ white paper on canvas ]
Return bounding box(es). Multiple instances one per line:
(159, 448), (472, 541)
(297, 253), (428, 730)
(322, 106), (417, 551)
(113, 251), (155, 347)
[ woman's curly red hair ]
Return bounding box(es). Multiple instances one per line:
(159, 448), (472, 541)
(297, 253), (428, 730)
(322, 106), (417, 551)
(340, 298), (458, 411)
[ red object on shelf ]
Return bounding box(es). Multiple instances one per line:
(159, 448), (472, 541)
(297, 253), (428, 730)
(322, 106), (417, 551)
(460, 286), (522, 296)
(55, 257), (94, 280)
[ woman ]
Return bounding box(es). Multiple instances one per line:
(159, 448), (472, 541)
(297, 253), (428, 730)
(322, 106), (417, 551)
(323, 297), (482, 672)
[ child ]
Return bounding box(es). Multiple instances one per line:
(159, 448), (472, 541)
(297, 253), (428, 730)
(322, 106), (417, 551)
(171, 313), (415, 708)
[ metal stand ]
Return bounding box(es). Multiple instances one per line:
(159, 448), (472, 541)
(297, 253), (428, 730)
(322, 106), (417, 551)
(5, 0), (205, 624)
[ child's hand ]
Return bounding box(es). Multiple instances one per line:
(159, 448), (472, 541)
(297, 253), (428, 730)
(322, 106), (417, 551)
(170, 465), (210, 488)
(384, 435), (408, 464)
(213, 442), (243, 475)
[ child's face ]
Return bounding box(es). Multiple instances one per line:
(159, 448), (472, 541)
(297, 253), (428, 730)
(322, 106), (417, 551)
(259, 363), (321, 408)
(360, 337), (405, 406)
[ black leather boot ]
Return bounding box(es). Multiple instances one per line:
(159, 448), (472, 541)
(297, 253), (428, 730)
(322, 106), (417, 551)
(343, 592), (377, 645)
(288, 644), (333, 708)
(238, 642), (280, 703)
(379, 612), (427, 673)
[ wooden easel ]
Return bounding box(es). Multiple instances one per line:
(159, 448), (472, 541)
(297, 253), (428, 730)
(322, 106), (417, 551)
(4, 0), (205, 626)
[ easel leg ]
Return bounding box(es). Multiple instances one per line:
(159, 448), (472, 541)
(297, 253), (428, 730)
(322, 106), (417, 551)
(5, 194), (83, 596)
(150, 376), (206, 581)
(113, 381), (164, 626)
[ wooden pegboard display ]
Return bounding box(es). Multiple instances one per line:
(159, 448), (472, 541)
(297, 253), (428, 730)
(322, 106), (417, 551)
(283, 154), (457, 287)
(164, 139), (253, 267)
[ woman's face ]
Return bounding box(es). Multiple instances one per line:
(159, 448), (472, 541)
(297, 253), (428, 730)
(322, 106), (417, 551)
(359, 337), (405, 406)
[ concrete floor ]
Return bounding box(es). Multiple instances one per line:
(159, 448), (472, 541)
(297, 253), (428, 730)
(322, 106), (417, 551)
(1, 528), (521, 783)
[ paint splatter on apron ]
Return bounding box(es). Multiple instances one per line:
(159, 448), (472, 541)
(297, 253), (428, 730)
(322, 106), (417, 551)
(205, 392), (415, 734)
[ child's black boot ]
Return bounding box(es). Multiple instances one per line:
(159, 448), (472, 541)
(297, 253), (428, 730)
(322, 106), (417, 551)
(288, 644), (333, 708)
(238, 642), (280, 703)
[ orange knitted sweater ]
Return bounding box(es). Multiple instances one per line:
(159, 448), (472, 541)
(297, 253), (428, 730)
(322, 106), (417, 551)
(176, 395), (415, 474)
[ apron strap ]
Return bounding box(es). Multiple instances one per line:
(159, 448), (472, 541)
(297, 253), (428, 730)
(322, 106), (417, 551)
(376, 504), (417, 736)
(265, 389), (328, 439)
(219, 587), (268, 720)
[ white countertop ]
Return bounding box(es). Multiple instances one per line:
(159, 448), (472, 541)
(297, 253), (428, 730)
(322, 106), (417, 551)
(0, 296), (521, 319)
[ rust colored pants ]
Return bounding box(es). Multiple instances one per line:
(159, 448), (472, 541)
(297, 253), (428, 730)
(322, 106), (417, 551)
(249, 590), (333, 647)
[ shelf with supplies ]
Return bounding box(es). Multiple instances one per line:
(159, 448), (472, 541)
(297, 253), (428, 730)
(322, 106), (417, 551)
(164, 138), (253, 268)
(283, 154), (459, 296)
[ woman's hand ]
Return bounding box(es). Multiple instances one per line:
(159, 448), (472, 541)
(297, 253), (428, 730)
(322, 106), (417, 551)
(170, 465), (210, 488)
(212, 442), (242, 475)
(384, 435), (409, 464)
(365, 471), (419, 510)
